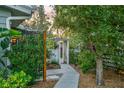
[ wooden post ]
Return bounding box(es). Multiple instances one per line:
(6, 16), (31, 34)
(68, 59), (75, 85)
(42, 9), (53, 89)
(43, 31), (47, 81)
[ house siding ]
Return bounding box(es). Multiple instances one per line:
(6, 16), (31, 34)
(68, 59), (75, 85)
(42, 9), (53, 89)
(0, 5), (33, 28)
(0, 9), (11, 28)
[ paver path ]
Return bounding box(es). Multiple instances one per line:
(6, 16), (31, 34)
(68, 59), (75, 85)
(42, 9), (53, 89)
(54, 64), (80, 88)
(37, 64), (79, 87)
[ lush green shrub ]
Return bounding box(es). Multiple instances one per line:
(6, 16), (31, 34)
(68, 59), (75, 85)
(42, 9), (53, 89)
(0, 29), (22, 38)
(0, 37), (10, 49)
(51, 60), (59, 65)
(69, 49), (75, 64)
(9, 29), (22, 36)
(0, 31), (10, 38)
(0, 71), (32, 88)
(78, 50), (96, 73)
(7, 34), (44, 80)
(0, 28), (8, 32)
(69, 49), (78, 65)
(112, 55), (124, 70)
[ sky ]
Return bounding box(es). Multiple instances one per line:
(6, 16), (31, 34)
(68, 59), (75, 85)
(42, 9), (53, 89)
(44, 6), (55, 19)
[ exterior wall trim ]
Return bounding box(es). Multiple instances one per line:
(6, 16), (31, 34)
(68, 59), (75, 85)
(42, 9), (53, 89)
(6, 16), (30, 29)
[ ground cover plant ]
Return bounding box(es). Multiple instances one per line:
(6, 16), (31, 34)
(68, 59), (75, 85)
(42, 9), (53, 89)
(0, 71), (32, 88)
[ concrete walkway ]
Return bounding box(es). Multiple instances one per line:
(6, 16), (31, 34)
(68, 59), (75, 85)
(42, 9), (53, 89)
(53, 64), (80, 88)
(36, 64), (79, 88)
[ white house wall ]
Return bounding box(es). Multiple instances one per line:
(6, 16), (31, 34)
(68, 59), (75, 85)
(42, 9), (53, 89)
(0, 5), (33, 29)
(0, 9), (11, 28)
(7, 5), (32, 15)
(50, 49), (59, 62)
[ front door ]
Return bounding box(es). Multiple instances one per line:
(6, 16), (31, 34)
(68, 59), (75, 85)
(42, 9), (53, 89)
(59, 42), (64, 64)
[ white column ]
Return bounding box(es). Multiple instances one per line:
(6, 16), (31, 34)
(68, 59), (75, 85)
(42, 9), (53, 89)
(58, 42), (61, 64)
(6, 19), (11, 29)
(67, 39), (69, 64)
(62, 42), (64, 64)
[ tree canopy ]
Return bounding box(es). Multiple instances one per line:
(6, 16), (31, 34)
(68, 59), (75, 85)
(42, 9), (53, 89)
(54, 5), (124, 61)
(54, 6), (124, 85)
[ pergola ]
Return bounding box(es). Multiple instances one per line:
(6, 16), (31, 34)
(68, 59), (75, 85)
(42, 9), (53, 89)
(54, 37), (69, 65)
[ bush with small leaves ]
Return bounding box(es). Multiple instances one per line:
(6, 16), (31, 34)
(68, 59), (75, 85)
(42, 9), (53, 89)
(0, 71), (32, 88)
(78, 50), (96, 73)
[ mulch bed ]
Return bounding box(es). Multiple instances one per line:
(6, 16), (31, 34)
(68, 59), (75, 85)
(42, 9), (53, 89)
(47, 63), (61, 70)
(30, 63), (60, 88)
(30, 80), (57, 88)
(71, 64), (124, 88)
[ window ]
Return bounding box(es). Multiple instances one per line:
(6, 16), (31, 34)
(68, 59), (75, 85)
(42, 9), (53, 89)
(0, 17), (6, 24)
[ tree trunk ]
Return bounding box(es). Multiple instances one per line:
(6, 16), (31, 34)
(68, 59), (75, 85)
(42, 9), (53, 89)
(96, 57), (104, 86)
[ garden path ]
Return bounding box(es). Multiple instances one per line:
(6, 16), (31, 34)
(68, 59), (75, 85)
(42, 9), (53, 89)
(53, 64), (80, 88)
(36, 64), (79, 87)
